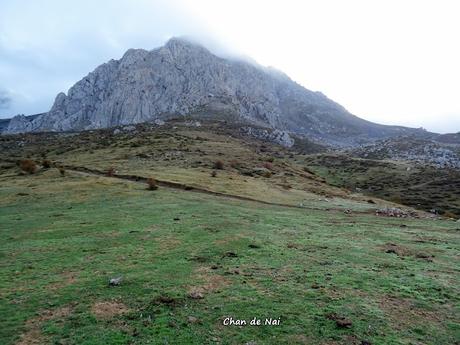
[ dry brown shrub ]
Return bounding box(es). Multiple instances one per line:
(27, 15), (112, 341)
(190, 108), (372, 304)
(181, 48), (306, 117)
(146, 177), (158, 190)
(263, 162), (273, 170)
(443, 210), (458, 219)
(106, 167), (116, 177)
(213, 160), (224, 170)
(42, 160), (52, 169)
(19, 159), (37, 174)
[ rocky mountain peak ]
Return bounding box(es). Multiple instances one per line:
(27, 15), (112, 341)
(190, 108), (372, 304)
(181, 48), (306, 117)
(4, 38), (422, 146)
(164, 37), (206, 53)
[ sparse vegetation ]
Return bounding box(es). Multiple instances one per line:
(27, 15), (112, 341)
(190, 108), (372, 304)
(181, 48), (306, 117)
(42, 159), (52, 169)
(263, 162), (273, 170)
(213, 160), (224, 170)
(263, 170), (272, 178)
(146, 177), (158, 190)
(443, 210), (458, 219)
(58, 167), (66, 176)
(229, 160), (240, 168)
(305, 153), (460, 217)
(211, 170), (217, 177)
(18, 159), (37, 174)
(106, 167), (116, 177)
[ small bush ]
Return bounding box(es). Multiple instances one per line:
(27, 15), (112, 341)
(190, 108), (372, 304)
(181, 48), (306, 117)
(106, 167), (116, 177)
(213, 160), (224, 170)
(146, 177), (158, 190)
(263, 162), (273, 170)
(42, 160), (52, 169)
(211, 170), (217, 177)
(303, 166), (314, 174)
(58, 167), (66, 176)
(229, 160), (240, 169)
(19, 159), (37, 174)
(266, 157), (274, 163)
(443, 210), (457, 219)
(263, 170), (272, 178)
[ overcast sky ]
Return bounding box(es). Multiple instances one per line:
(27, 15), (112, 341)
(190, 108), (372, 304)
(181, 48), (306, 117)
(0, 0), (459, 133)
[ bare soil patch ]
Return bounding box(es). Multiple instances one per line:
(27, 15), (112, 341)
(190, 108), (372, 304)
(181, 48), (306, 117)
(187, 267), (230, 298)
(16, 306), (72, 345)
(91, 301), (130, 319)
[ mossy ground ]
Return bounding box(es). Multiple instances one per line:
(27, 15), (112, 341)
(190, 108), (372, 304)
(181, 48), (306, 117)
(1, 168), (458, 345)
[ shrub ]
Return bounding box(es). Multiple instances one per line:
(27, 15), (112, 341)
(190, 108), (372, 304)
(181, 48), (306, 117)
(19, 159), (37, 174)
(263, 162), (273, 170)
(213, 160), (224, 170)
(443, 210), (457, 219)
(263, 170), (272, 178)
(229, 160), (240, 169)
(58, 167), (66, 176)
(211, 170), (217, 177)
(266, 157), (274, 163)
(303, 166), (314, 174)
(146, 177), (158, 190)
(106, 167), (116, 177)
(42, 160), (52, 169)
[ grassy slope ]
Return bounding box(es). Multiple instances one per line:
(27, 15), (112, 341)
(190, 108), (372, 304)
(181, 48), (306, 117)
(0, 169), (459, 345)
(304, 154), (460, 217)
(0, 122), (403, 213)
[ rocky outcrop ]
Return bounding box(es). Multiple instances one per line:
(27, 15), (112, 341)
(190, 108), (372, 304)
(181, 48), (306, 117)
(240, 126), (294, 147)
(350, 136), (460, 168)
(5, 37), (421, 145)
(4, 113), (46, 134)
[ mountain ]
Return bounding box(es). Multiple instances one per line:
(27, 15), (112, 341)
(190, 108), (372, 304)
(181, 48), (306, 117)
(4, 37), (422, 146)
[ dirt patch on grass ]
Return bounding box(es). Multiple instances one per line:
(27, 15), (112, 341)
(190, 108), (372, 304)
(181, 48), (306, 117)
(382, 243), (412, 257)
(285, 334), (316, 344)
(91, 301), (130, 319)
(156, 235), (181, 252)
(48, 271), (78, 291)
(379, 295), (444, 330)
(381, 243), (434, 261)
(94, 230), (122, 239)
(16, 327), (42, 345)
(214, 233), (247, 246)
(16, 306), (72, 345)
(187, 267), (230, 297)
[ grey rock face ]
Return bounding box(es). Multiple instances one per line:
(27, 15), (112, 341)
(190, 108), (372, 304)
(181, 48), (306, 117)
(5, 37), (420, 145)
(5, 114), (33, 134)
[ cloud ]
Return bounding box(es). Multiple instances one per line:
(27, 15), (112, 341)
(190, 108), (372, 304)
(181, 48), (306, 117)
(0, 89), (11, 109)
(0, 0), (214, 118)
(0, 0), (459, 133)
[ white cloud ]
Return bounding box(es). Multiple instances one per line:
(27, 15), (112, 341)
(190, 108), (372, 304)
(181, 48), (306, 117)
(0, 0), (459, 133)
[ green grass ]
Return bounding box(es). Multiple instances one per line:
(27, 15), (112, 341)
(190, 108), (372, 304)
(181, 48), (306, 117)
(1, 170), (459, 344)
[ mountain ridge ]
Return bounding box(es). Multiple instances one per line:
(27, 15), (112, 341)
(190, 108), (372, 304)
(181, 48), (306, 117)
(4, 37), (424, 146)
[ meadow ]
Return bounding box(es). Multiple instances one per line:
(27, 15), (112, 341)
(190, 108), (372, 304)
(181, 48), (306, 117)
(0, 167), (458, 344)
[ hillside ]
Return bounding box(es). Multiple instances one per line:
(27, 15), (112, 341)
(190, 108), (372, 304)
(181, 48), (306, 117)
(348, 135), (460, 168)
(2, 118), (459, 217)
(0, 119), (459, 345)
